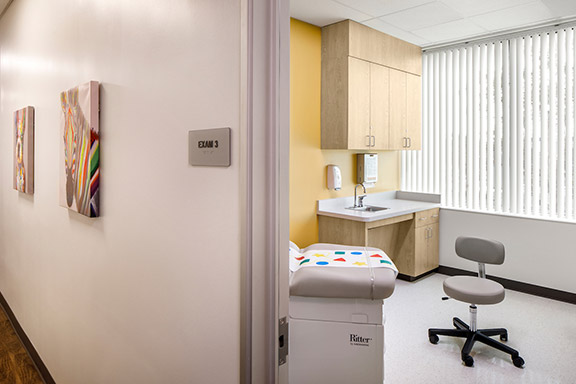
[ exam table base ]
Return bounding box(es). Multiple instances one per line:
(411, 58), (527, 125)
(289, 297), (385, 384)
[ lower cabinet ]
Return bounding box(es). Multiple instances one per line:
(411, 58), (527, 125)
(415, 222), (439, 277)
(318, 208), (439, 279)
(412, 208), (439, 277)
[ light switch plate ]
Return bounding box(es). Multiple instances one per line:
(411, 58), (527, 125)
(189, 127), (231, 167)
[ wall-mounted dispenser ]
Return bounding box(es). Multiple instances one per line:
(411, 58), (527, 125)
(326, 164), (342, 190)
(357, 153), (378, 184)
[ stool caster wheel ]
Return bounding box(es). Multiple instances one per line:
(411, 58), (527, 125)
(429, 334), (439, 344)
(462, 355), (474, 367)
(500, 333), (508, 342)
(512, 356), (525, 368)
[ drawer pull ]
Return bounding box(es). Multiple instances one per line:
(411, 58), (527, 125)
(419, 217), (427, 221)
(431, 214), (439, 218)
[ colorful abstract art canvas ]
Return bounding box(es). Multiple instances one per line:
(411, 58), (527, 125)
(59, 81), (100, 217)
(13, 106), (35, 194)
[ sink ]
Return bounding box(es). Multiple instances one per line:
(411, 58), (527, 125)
(345, 205), (390, 212)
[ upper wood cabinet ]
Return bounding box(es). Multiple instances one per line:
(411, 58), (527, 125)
(388, 69), (421, 150)
(321, 20), (422, 150)
(344, 57), (391, 149)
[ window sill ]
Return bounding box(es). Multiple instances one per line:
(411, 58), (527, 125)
(440, 206), (576, 226)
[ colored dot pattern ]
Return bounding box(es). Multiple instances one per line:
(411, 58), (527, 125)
(289, 247), (397, 273)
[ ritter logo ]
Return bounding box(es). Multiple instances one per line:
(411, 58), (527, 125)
(349, 334), (372, 346)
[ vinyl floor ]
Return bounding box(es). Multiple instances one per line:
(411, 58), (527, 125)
(384, 273), (576, 384)
(0, 307), (43, 384)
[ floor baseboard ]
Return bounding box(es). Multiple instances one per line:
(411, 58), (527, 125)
(437, 265), (576, 305)
(0, 291), (55, 384)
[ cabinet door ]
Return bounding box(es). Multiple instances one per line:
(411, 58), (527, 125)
(406, 73), (421, 150)
(370, 63), (390, 149)
(414, 225), (428, 277)
(348, 57), (371, 149)
(388, 68), (407, 150)
(426, 223), (439, 271)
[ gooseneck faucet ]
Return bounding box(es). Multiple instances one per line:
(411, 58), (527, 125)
(354, 183), (367, 208)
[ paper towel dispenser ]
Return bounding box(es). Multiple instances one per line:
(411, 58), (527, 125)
(357, 153), (378, 184)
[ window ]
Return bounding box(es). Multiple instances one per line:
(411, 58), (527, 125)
(402, 26), (576, 221)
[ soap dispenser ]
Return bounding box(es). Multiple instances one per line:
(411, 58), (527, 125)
(326, 165), (342, 190)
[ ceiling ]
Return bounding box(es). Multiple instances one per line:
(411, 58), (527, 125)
(290, 0), (576, 48)
(1, 1), (574, 48)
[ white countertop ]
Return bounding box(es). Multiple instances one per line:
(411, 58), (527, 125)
(317, 191), (441, 222)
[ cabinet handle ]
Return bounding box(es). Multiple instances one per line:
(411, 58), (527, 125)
(402, 137), (407, 148)
(366, 135), (371, 147)
(371, 135), (376, 147)
(409, 137), (412, 148)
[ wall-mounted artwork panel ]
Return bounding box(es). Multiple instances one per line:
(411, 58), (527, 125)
(59, 81), (100, 217)
(13, 106), (35, 194)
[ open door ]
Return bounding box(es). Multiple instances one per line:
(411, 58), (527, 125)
(242, 0), (290, 383)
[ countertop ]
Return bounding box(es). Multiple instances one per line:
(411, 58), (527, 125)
(317, 191), (441, 222)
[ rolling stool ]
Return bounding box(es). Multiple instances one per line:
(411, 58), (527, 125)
(428, 236), (524, 368)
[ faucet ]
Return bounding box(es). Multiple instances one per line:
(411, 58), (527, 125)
(354, 183), (367, 208)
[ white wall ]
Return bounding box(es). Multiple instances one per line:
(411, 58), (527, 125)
(440, 209), (576, 294)
(0, 1), (243, 383)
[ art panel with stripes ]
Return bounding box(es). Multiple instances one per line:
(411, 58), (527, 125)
(13, 106), (35, 194)
(59, 81), (100, 217)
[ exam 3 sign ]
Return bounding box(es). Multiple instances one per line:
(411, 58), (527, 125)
(189, 128), (231, 167)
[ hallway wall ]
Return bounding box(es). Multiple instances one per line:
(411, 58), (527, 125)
(0, 1), (242, 383)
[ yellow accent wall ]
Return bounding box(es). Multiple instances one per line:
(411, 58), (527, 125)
(290, 18), (401, 247)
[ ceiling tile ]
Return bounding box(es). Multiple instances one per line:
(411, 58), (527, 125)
(335, 0), (434, 18)
(379, 1), (462, 31)
(413, 19), (486, 43)
(471, 2), (555, 31)
(541, 0), (576, 17)
(290, 0), (372, 26)
(439, 0), (534, 17)
(362, 18), (431, 45)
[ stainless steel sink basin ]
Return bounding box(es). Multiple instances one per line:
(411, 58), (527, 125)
(345, 205), (390, 212)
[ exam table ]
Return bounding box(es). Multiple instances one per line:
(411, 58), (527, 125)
(289, 242), (398, 384)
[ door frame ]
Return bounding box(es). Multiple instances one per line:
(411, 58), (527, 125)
(241, 0), (290, 383)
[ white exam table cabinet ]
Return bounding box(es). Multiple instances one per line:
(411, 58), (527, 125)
(289, 242), (397, 384)
(289, 192), (440, 383)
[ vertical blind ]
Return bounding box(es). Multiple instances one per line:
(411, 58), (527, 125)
(402, 27), (576, 221)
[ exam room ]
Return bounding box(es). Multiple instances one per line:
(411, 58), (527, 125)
(288, 1), (576, 383)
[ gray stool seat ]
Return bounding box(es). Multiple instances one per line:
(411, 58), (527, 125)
(443, 276), (505, 305)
